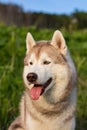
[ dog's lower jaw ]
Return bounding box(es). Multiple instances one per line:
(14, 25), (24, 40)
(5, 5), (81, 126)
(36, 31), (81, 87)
(9, 86), (76, 130)
(19, 87), (76, 130)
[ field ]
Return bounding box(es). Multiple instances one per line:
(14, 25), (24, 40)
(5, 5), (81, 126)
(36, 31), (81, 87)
(0, 24), (87, 130)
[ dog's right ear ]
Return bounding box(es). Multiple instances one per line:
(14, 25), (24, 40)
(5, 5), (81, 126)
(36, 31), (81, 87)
(26, 33), (36, 54)
(51, 30), (67, 56)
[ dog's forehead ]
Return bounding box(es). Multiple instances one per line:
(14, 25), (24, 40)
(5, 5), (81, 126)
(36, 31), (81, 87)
(29, 52), (50, 62)
(29, 42), (59, 60)
(28, 43), (66, 65)
(25, 42), (66, 65)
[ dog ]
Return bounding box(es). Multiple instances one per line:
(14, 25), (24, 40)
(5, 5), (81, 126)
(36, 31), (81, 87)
(8, 30), (77, 130)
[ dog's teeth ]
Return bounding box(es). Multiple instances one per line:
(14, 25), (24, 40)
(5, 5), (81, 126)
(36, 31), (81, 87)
(29, 84), (34, 89)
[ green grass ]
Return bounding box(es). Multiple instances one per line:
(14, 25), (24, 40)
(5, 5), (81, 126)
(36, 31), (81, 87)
(0, 24), (87, 130)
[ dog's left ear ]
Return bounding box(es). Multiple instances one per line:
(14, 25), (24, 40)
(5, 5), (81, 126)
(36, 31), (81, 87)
(26, 33), (36, 54)
(51, 30), (67, 55)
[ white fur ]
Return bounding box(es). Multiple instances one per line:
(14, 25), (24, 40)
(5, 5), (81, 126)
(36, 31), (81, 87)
(8, 30), (77, 130)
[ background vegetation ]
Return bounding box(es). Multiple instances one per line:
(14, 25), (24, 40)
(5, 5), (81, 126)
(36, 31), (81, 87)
(0, 3), (87, 129)
(0, 3), (87, 30)
(0, 24), (87, 130)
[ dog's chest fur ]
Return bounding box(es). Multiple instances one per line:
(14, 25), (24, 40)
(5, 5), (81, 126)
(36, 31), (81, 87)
(21, 87), (76, 130)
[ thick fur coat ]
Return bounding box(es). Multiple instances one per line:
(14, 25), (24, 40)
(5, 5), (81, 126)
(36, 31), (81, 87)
(8, 30), (77, 130)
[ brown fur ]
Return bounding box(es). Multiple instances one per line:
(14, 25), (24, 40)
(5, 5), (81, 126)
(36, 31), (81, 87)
(24, 42), (67, 66)
(8, 30), (77, 130)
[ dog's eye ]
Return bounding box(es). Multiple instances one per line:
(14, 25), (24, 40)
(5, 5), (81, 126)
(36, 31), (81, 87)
(29, 62), (33, 65)
(43, 61), (51, 65)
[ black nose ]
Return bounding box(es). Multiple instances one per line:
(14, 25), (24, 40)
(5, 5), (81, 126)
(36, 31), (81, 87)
(27, 73), (38, 83)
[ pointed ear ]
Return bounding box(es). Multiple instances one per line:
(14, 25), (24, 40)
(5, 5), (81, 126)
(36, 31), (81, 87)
(51, 30), (67, 55)
(26, 32), (36, 54)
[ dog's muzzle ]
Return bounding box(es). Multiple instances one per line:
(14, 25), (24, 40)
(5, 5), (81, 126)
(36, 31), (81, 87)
(29, 77), (52, 100)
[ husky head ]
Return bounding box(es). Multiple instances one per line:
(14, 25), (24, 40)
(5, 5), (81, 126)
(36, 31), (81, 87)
(23, 30), (71, 102)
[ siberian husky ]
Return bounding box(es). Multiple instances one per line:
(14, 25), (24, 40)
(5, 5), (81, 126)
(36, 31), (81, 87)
(8, 30), (77, 130)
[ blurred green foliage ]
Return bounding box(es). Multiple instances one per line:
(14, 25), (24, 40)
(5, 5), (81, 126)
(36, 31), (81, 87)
(0, 24), (87, 130)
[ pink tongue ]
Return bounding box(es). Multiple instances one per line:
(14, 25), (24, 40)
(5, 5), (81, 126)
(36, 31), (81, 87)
(30, 86), (43, 100)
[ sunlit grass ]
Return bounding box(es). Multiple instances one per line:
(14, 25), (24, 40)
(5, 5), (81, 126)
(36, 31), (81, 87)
(0, 24), (87, 130)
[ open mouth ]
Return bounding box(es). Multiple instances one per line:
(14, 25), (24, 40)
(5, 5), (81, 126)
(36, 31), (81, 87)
(30, 78), (52, 100)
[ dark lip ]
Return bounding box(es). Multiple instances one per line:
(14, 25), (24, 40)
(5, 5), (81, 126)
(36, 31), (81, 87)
(34, 77), (52, 95)
(43, 77), (52, 88)
(34, 78), (52, 88)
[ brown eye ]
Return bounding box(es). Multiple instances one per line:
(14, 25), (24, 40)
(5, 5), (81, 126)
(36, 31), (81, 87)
(29, 62), (33, 65)
(43, 61), (51, 65)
